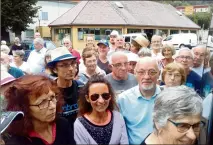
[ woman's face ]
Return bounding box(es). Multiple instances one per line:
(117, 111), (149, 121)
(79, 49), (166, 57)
(29, 90), (57, 123)
(13, 54), (22, 63)
(164, 70), (182, 87)
(87, 83), (111, 113)
(163, 48), (173, 58)
(159, 115), (201, 144)
(125, 43), (131, 50)
(84, 55), (97, 72)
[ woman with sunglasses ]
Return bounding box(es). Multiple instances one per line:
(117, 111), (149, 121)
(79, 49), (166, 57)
(74, 75), (128, 144)
(2, 75), (76, 145)
(141, 86), (204, 145)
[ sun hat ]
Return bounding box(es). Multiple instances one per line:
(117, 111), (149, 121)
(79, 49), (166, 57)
(126, 52), (139, 62)
(0, 111), (24, 134)
(97, 40), (109, 47)
(47, 47), (76, 67)
(1, 66), (16, 86)
(132, 35), (150, 48)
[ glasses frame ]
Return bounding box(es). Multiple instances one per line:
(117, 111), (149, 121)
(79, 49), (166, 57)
(136, 70), (158, 77)
(30, 97), (58, 110)
(168, 119), (205, 133)
(90, 93), (111, 101)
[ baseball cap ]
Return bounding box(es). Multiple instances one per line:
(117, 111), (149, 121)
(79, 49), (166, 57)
(0, 111), (24, 134)
(97, 40), (109, 47)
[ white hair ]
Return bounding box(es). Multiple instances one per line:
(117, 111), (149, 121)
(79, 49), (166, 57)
(1, 40), (6, 45)
(63, 38), (71, 43)
(1, 44), (10, 55)
(153, 86), (202, 132)
(138, 47), (151, 57)
(108, 51), (127, 64)
(177, 47), (194, 59)
(34, 38), (44, 46)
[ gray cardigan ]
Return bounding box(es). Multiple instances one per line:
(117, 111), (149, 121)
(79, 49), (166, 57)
(74, 111), (129, 144)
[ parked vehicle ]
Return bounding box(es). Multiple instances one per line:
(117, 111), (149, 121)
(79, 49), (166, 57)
(21, 39), (56, 61)
(122, 33), (148, 44)
(163, 33), (198, 49)
(206, 35), (213, 52)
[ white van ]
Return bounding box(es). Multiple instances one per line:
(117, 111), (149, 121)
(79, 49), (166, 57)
(163, 33), (198, 49)
(207, 35), (213, 52)
(122, 33), (148, 43)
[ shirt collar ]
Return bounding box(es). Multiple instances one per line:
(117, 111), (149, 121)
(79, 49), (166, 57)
(136, 85), (161, 100)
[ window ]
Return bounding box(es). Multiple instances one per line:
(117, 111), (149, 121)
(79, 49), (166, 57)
(181, 30), (188, 33)
(127, 29), (141, 33)
(170, 30), (179, 35)
(55, 28), (71, 41)
(25, 29), (34, 38)
(164, 35), (172, 41)
(190, 30), (196, 34)
(78, 28), (122, 40)
(42, 12), (48, 20)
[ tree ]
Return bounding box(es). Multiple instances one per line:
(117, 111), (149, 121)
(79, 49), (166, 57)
(187, 12), (212, 30)
(1, 0), (40, 39)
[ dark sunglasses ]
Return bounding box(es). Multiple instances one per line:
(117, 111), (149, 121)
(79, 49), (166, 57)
(90, 93), (111, 101)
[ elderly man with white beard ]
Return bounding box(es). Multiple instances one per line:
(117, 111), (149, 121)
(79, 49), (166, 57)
(117, 57), (161, 144)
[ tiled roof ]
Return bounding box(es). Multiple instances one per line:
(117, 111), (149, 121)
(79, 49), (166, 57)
(49, 1), (200, 29)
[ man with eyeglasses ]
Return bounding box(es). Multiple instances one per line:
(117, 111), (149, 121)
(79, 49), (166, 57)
(191, 45), (207, 77)
(175, 47), (202, 95)
(47, 47), (82, 127)
(104, 51), (137, 96)
(117, 57), (161, 144)
(63, 38), (81, 64)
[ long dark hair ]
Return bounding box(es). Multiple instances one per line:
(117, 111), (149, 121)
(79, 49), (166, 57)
(78, 75), (118, 116)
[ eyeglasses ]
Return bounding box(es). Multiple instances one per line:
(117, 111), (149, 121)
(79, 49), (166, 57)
(30, 96), (57, 110)
(90, 93), (111, 101)
(151, 41), (161, 44)
(57, 61), (77, 68)
(194, 52), (205, 58)
(63, 43), (69, 44)
(168, 119), (205, 133)
(177, 55), (193, 60)
(136, 69), (158, 77)
(111, 62), (128, 68)
(166, 72), (181, 79)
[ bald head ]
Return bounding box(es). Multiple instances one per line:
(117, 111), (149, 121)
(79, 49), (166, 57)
(135, 57), (159, 72)
(109, 51), (127, 64)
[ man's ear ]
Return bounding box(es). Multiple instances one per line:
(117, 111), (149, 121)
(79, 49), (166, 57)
(53, 68), (57, 74)
(154, 122), (163, 134)
(108, 64), (112, 71)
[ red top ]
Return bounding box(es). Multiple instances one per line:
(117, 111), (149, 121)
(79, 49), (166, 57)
(28, 123), (56, 145)
(68, 48), (81, 64)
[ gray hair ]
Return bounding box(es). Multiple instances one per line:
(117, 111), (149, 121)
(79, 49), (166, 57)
(14, 37), (20, 44)
(161, 43), (176, 56)
(12, 50), (25, 58)
(63, 38), (71, 43)
(34, 38), (44, 46)
(177, 47), (194, 59)
(153, 86), (203, 132)
(138, 47), (151, 57)
(1, 45), (10, 54)
(192, 44), (207, 51)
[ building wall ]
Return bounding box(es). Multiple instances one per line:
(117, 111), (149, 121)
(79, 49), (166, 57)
(21, 1), (76, 40)
(51, 25), (198, 50)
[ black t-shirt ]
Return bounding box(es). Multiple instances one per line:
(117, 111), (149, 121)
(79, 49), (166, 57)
(59, 80), (80, 126)
(97, 58), (111, 74)
(9, 45), (23, 55)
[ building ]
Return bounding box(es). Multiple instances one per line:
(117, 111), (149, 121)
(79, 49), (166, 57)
(176, 5), (210, 15)
(49, 1), (200, 49)
(20, 1), (77, 40)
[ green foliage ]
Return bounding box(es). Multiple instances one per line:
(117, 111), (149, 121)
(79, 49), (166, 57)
(187, 12), (212, 30)
(1, 0), (41, 36)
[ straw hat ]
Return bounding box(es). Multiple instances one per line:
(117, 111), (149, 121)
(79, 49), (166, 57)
(47, 47), (76, 67)
(132, 35), (150, 48)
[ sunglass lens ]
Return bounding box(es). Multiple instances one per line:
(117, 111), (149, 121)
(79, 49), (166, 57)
(102, 93), (110, 100)
(90, 94), (99, 101)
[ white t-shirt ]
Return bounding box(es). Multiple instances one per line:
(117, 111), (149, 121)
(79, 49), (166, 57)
(27, 47), (47, 74)
(10, 61), (30, 74)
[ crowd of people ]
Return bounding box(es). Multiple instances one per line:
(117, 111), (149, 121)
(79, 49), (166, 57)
(0, 30), (212, 145)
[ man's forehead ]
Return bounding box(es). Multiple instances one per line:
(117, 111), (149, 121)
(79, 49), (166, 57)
(193, 47), (205, 53)
(179, 50), (192, 56)
(57, 59), (75, 64)
(112, 54), (127, 63)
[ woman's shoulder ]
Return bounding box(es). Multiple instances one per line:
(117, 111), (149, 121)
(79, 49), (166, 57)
(3, 134), (30, 145)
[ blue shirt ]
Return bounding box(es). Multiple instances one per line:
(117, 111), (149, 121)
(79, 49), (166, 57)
(186, 70), (202, 95)
(117, 85), (161, 144)
(202, 72), (213, 98)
